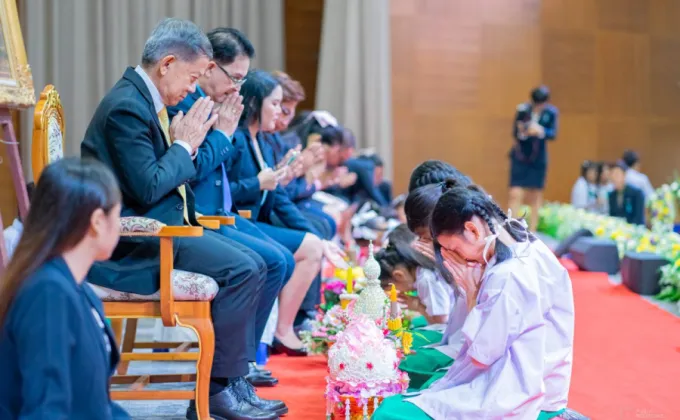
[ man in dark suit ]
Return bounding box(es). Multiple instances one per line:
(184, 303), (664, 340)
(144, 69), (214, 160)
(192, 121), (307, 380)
(81, 19), (282, 420)
(608, 161), (645, 225)
(167, 28), (293, 387)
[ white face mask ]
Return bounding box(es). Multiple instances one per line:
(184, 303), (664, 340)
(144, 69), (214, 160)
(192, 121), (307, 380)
(481, 209), (530, 264)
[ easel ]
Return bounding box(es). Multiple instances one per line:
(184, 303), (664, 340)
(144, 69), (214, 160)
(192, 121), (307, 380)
(0, 108), (29, 276)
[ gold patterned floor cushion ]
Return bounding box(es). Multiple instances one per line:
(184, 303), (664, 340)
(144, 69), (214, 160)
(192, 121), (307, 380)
(119, 216), (166, 235)
(89, 269), (218, 302)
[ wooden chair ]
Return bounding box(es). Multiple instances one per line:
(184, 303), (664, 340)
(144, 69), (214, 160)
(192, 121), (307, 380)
(31, 84), (232, 419)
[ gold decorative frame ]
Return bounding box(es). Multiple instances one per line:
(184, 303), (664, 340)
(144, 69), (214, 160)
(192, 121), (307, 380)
(31, 85), (64, 180)
(0, 0), (34, 108)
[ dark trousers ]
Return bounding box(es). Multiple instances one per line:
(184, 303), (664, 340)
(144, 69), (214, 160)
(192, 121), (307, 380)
(174, 230), (265, 378)
(220, 216), (294, 359)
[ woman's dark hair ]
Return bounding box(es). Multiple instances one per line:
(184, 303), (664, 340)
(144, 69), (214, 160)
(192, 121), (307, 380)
(375, 225), (435, 288)
(319, 125), (344, 146)
(239, 69), (280, 127)
(0, 158), (121, 326)
(429, 179), (535, 289)
(530, 86), (550, 104)
(408, 160), (471, 192)
(281, 110), (323, 148)
(580, 160), (594, 179)
(405, 183), (443, 233)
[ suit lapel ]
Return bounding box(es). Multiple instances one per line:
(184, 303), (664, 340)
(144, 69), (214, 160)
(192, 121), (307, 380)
(123, 67), (168, 149)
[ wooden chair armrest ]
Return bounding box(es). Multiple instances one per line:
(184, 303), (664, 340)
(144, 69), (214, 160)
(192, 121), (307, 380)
(157, 226), (203, 237)
(237, 210), (251, 219)
(198, 215), (236, 226)
(197, 219), (220, 230)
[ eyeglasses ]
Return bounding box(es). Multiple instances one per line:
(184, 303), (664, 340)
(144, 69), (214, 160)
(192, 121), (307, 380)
(216, 64), (246, 86)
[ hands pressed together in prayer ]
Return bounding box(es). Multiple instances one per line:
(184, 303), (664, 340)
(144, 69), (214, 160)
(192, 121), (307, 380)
(170, 97), (219, 153)
(169, 94), (244, 154)
(411, 239), (483, 311)
(441, 248), (484, 311)
(212, 92), (244, 137)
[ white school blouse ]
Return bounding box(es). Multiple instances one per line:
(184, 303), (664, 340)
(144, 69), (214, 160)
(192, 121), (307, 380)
(408, 240), (575, 419)
(415, 267), (453, 318)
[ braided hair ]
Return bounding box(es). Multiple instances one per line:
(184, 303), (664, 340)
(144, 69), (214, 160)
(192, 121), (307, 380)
(407, 160), (471, 193)
(375, 225), (435, 289)
(429, 179), (534, 289)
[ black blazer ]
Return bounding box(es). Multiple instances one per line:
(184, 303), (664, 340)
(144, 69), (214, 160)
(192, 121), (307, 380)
(0, 257), (129, 420)
(229, 127), (316, 234)
(81, 67), (199, 295)
(608, 185), (645, 225)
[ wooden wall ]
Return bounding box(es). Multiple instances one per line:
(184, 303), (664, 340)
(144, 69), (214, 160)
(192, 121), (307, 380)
(391, 0), (680, 205)
(283, 0), (324, 111)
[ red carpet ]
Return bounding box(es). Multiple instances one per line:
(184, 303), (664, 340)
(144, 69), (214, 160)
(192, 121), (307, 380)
(261, 270), (680, 420)
(567, 271), (680, 419)
(257, 355), (328, 419)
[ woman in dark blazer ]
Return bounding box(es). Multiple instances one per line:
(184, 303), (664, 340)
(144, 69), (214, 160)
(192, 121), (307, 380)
(229, 70), (346, 354)
(0, 158), (129, 420)
(509, 86), (559, 232)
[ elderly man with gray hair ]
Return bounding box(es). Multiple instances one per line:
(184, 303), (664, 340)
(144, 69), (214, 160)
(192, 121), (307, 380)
(81, 18), (282, 420)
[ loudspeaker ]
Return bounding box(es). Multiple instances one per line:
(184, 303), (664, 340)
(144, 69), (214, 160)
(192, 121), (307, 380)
(620, 252), (668, 296)
(554, 228), (593, 257)
(568, 237), (620, 274)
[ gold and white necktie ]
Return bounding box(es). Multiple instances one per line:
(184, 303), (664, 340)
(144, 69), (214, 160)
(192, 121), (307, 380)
(158, 108), (190, 224)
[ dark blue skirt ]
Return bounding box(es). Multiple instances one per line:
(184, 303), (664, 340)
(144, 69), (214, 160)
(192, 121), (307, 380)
(509, 157), (547, 189)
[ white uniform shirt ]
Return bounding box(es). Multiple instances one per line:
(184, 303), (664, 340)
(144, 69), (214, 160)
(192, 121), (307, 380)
(409, 239), (575, 419)
(415, 267), (453, 318)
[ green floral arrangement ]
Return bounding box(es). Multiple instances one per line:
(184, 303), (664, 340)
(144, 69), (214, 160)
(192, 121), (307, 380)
(646, 180), (680, 233)
(538, 203), (680, 303)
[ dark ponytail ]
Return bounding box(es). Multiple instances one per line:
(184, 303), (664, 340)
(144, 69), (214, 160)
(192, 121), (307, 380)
(429, 179), (534, 288)
(407, 160), (471, 193)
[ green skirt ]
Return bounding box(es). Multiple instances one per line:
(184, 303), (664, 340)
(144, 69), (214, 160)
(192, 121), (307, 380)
(372, 395), (566, 420)
(400, 348), (453, 391)
(401, 317), (451, 390)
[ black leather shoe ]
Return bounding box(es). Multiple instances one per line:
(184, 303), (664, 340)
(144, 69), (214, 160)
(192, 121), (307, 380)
(249, 362), (272, 377)
(271, 338), (308, 357)
(246, 372), (278, 387)
(185, 383), (279, 420)
(234, 377), (288, 417)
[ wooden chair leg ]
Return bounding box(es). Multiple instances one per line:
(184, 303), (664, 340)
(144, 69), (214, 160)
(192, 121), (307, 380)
(117, 318), (138, 375)
(110, 319), (123, 347)
(176, 316), (214, 420)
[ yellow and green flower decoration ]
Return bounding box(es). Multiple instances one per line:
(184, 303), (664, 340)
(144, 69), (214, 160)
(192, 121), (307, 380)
(538, 202), (680, 303)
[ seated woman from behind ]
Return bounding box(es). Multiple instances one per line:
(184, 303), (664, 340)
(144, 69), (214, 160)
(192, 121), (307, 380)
(374, 180), (575, 420)
(0, 158), (129, 419)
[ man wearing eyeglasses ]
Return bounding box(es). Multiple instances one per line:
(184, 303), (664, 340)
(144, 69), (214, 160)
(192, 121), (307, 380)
(168, 27), (292, 419)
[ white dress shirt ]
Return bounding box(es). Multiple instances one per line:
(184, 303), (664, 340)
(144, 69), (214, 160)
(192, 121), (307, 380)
(134, 66), (194, 157)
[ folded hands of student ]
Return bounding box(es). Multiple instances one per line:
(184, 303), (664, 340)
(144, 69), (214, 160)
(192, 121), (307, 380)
(441, 248), (483, 311)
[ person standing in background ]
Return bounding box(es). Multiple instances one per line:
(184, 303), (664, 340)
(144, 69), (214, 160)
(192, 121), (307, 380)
(508, 86), (559, 231)
(622, 149), (655, 200)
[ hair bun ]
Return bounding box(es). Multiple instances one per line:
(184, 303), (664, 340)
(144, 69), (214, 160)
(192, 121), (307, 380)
(441, 178), (460, 191)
